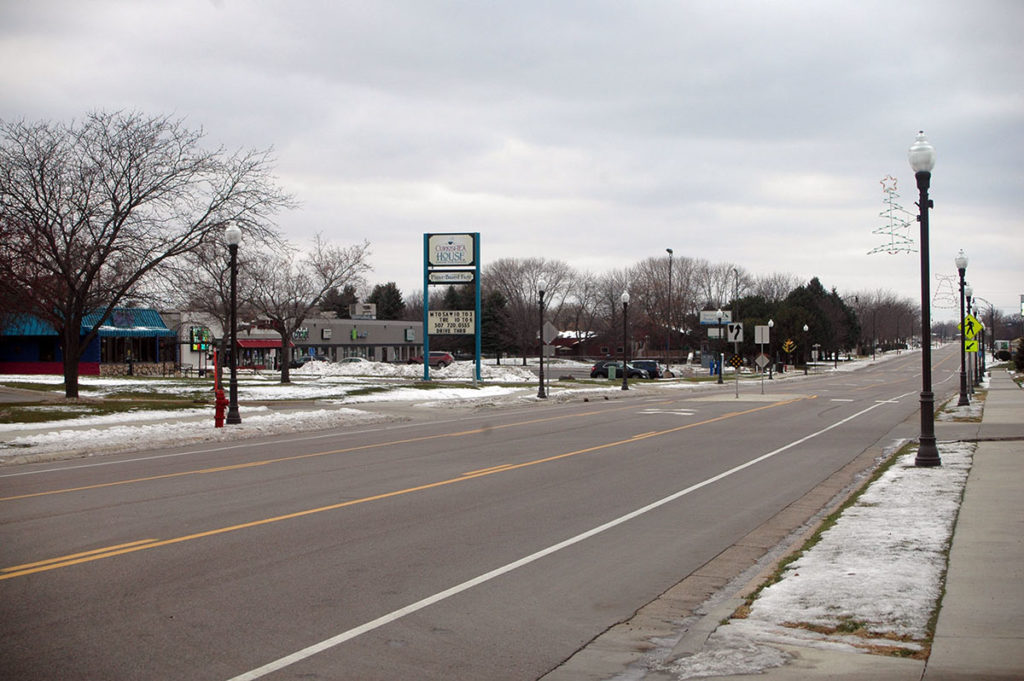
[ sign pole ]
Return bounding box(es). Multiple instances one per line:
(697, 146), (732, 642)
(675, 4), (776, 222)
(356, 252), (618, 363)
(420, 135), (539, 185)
(760, 339), (764, 394)
(735, 337), (740, 398)
(422, 234), (430, 381)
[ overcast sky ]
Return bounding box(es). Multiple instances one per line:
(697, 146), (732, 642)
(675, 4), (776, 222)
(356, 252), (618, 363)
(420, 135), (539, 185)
(2, 0), (1021, 321)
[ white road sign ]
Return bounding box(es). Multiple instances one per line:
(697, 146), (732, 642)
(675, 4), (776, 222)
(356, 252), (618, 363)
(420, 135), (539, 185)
(755, 325), (770, 345)
(700, 310), (732, 325)
(542, 321), (559, 345)
(727, 323), (743, 342)
(428, 309), (475, 335)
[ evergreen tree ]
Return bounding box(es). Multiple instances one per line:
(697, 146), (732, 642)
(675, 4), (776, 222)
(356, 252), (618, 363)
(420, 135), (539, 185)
(320, 285), (358, 318)
(366, 282), (406, 320)
(481, 290), (512, 362)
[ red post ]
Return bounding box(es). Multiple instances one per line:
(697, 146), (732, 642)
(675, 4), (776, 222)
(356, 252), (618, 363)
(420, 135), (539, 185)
(214, 388), (227, 428)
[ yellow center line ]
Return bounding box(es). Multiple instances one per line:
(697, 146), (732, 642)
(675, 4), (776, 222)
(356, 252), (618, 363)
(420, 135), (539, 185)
(1, 404), (663, 503)
(463, 464), (515, 476)
(1, 539), (160, 573)
(0, 395), (811, 582)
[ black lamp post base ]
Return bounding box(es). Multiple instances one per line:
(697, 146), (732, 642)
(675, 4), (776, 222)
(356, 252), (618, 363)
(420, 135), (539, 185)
(915, 390), (941, 467)
(915, 439), (941, 467)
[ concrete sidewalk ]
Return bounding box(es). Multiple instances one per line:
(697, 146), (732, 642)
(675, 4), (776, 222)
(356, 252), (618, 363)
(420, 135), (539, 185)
(923, 369), (1024, 680)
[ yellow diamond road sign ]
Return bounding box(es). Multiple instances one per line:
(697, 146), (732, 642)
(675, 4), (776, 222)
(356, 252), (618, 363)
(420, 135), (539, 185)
(958, 313), (982, 340)
(965, 339), (979, 353)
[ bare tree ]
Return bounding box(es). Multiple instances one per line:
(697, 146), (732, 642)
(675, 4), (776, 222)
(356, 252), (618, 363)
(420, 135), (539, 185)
(482, 257), (574, 364)
(754, 272), (802, 303)
(694, 260), (743, 309)
(249, 235), (371, 383)
(559, 270), (603, 353)
(0, 111), (291, 397)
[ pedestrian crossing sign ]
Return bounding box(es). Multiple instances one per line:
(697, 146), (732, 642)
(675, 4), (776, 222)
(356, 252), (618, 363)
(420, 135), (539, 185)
(959, 313), (982, 340)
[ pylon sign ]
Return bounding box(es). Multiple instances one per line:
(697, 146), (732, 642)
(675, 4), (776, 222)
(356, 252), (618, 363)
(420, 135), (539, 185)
(958, 313), (982, 340)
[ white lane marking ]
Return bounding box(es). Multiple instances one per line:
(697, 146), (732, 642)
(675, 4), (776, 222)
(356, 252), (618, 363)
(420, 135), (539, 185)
(830, 399), (855, 402)
(638, 408), (696, 416)
(226, 397), (899, 681)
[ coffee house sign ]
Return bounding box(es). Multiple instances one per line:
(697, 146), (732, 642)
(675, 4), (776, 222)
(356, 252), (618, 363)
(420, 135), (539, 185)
(427, 233), (475, 267)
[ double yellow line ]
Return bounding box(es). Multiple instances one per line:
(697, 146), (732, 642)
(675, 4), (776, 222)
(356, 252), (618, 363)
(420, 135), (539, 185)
(1, 396), (809, 581)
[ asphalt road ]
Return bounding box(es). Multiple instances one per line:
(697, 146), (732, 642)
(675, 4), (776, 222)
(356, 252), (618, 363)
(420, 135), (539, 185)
(0, 346), (963, 680)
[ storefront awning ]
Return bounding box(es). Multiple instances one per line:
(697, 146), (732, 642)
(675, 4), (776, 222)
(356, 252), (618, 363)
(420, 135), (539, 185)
(237, 339), (294, 349)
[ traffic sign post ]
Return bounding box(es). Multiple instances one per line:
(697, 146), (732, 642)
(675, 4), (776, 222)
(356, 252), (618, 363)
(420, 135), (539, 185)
(728, 353), (743, 398)
(754, 324), (770, 393)
(726, 323), (743, 397)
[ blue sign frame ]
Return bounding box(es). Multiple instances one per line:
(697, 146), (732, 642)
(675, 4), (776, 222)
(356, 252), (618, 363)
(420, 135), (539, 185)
(422, 233), (481, 381)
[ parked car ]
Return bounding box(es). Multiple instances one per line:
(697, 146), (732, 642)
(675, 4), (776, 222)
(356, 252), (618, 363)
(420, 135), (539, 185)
(337, 356), (372, 364)
(589, 360), (649, 379)
(631, 359), (668, 379)
(289, 354), (331, 369)
(408, 351), (454, 368)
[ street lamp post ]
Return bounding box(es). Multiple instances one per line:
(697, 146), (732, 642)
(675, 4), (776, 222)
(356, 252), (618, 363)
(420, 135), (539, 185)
(966, 284), (977, 392)
(666, 248), (673, 374)
(767, 319), (774, 380)
(621, 290), (630, 390)
(716, 308), (724, 384)
(224, 224), (242, 425)
(802, 324), (809, 375)
(910, 131), (940, 466)
(537, 281), (547, 399)
(955, 250), (970, 407)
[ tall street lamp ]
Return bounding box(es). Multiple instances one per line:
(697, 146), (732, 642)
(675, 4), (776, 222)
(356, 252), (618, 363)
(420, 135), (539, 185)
(666, 248), (673, 373)
(716, 308), (724, 384)
(767, 319), (774, 379)
(955, 249), (970, 407)
(537, 281), (547, 399)
(910, 131), (940, 466)
(621, 290), (631, 390)
(224, 223), (243, 425)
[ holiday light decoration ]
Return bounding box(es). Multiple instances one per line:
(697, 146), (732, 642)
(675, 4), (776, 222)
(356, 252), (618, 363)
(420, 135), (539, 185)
(868, 175), (916, 255)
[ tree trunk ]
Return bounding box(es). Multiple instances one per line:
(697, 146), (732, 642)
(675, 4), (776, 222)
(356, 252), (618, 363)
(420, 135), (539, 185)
(279, 330), (292, 384)
(61, 325), (80, 399)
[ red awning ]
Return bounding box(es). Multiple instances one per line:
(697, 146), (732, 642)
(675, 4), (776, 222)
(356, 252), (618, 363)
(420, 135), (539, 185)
(237, 339), (294, 349)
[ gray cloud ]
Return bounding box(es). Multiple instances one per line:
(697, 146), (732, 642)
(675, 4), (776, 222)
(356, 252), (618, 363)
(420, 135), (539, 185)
(2, 0), (1021, 316)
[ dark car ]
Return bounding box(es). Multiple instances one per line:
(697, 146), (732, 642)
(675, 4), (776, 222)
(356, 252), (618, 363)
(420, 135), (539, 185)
(589, 360), (649, 379)
(408, 351), (454, 368)
(289, 354), (330, 369)
(631, 359), (670, 379)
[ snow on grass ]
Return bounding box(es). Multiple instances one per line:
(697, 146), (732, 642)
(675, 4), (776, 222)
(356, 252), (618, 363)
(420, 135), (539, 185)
(665, 440), (974, 678)
(0, 407), (388, 460)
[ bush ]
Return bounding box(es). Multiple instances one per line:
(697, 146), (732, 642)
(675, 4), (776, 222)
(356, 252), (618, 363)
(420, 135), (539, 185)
(1015, 341), (1024, 373)
(995, 350), (1011, 361)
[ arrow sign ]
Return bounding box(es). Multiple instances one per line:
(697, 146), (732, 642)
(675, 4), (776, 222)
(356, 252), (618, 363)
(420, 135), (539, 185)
(965, 338), (979, 353)
(727, 323), (743, 342)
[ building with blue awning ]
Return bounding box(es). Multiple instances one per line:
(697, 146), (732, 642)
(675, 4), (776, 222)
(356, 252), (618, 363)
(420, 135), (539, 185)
(0, 308), (177, 376)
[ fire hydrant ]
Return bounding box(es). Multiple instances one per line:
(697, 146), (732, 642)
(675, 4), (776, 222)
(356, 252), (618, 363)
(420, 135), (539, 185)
(214, 388), (228, 428)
